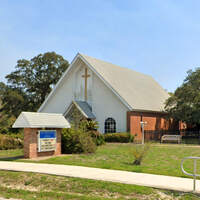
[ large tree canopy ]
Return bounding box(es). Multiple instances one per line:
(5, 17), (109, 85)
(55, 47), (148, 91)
(165, 68), (200, 127)
(1, 52), (69, 121)
(6, 52), (69, 108)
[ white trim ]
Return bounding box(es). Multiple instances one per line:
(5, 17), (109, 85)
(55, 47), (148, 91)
(132, 109), (167, 114)
(38, 53), (132, 113)
(63, 102), (74, 117)
(38, 130), (57, 152)
(38, 53), (80, 112)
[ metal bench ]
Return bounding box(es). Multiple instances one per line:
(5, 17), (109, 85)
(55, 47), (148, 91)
(161, 135), (182, 144)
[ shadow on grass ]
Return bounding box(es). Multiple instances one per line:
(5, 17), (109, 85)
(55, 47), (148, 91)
(0, 155), (24, 161)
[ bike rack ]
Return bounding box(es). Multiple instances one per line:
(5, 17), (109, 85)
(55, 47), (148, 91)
(181, 156), (200, 192)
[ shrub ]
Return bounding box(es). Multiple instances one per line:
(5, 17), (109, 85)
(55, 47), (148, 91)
(131, 143), (150, 165)
(79, 120), (99, 132)
(0, 115), (17, 134)
(61, 128), (97, 154)
(87, 130), (105, 146)
(104, 132), (134, 143)
(0, 134), (23, 150)
(83, 120), (99, 131)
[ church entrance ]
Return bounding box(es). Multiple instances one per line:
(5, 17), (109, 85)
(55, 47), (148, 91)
(64, 101), (96, 127)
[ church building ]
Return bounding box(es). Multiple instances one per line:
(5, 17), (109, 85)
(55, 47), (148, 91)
(38, 53), (179, 141)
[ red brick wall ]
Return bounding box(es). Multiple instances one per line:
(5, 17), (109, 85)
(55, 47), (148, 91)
(24, 128), (61, 159)
(24, 128), (38, 158)
(54, 129), (61, 156)
(127, 111), (179, 142)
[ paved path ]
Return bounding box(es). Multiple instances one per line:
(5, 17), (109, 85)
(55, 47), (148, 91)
(0, 161), (199, 193)
(0, 199), (20, 200)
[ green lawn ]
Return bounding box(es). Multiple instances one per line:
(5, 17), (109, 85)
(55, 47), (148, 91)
(25, 143), (200, 178)
(0, 148), (23, 158)
(1, 144), (200, 199)
(0, 170), (199, 200)
(1, 143), (200, 178)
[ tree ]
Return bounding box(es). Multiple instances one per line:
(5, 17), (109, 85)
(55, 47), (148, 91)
(0, 86), (29, 117)
(0, 52), (69, 133)
(165, 68), (200, 128)
(5, 52), (69, 110)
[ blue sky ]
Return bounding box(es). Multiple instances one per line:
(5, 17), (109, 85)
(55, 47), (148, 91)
(1, 0), (200, 92)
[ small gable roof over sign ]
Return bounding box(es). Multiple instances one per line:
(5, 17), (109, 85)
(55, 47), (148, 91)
(12, 112), (70, 128)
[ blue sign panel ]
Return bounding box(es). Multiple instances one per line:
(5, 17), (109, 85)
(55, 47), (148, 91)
(39, 130), (56, 139)
(38, 130), (57, 152)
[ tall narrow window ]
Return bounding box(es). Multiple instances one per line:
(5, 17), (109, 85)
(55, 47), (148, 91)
(104, 118), (116, 133)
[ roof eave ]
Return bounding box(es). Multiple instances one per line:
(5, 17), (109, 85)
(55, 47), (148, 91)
(131, 108), (168, 114)
(13, 126), (69, 128)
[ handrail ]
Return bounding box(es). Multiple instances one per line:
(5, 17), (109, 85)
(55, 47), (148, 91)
(181, 156), (200, 192)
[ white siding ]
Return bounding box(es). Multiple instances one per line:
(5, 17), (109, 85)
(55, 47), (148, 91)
(40, 58), (128, 133)
(40, 69), (75, 114)
(92, 74), (128, 133)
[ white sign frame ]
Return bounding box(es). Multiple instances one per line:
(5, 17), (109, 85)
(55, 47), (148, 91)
(38, 130), (57, 152)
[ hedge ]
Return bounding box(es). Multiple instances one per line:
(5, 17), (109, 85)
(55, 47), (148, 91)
(104, 132), (134, 143)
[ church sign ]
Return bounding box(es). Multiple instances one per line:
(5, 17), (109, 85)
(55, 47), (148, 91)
(38, 130), (57, 152)
(12, 112), (70, 158)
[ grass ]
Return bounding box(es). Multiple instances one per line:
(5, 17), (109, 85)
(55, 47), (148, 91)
(1, 144), (200, 199)
(0, 148), (23, 158)
(18, 143), (200, 178)
(0, 170), (199, 200)
(1, 143), (200, 178)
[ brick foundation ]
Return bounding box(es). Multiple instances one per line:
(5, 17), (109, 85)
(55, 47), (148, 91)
(24, 128), (61, 159)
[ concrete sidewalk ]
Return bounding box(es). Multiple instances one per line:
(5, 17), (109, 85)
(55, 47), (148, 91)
(0, 161), (199, 193)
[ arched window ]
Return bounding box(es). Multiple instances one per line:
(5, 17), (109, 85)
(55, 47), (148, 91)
(104, 118), (116, 133)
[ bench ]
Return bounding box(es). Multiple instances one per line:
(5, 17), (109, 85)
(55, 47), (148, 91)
(161, 135), (182, 144)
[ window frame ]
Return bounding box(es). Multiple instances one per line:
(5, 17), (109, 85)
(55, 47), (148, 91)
(104, 117), (116, 133)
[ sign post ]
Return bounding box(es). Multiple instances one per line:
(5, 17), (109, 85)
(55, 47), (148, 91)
(140, 121), (147, 145)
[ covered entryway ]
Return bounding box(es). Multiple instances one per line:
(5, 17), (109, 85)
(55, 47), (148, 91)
(64, 101), (96, 125)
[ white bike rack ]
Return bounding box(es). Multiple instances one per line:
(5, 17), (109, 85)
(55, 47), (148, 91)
(181, 156), (200, 192)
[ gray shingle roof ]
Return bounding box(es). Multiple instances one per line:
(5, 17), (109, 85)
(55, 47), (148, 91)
(80, 54), (169, 112)
(13, 112), (71, 128)
(74, 101), (96, 119)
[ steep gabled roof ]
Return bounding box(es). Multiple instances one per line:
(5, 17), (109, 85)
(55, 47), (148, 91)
(39, 53), (169, 113)
(80, 54), (169, 112)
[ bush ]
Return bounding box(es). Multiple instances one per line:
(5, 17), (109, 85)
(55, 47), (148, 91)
(104, 132), (134, 143)
(61, 128), (97, 154)
(0, 115), (21, 134)
(83, 120), (99, 131)
(131, 143), (150, 165)
(87, 130), (105, 146)
(0, 134), (23, 150)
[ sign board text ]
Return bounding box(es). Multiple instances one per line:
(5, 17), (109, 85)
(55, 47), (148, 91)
(38, 130), (56, 152)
